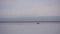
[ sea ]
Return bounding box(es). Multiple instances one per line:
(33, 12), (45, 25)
(0, 22), (60, 34)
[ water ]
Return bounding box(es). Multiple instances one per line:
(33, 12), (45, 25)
(0, 22), (60, 34)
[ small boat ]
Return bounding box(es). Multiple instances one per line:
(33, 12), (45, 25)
(37, 22), (40, 24)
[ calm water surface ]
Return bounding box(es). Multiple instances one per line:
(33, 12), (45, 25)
(0, 22), (60, 34)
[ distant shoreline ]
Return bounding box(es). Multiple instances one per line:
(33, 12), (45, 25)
(0, 21), (60, 23)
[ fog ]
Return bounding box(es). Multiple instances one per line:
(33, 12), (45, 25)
(0, 0), (60, 34)
(0, 0), (60, 18)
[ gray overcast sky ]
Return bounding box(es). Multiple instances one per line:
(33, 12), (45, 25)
(0, 0), (60, 18)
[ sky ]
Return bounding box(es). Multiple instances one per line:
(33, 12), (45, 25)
(0, 0), (60, 18)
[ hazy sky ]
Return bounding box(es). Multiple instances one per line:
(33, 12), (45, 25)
(0, 0), (60, 18)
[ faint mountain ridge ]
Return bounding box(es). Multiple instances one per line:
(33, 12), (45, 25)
(0, 16), (60, 21)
